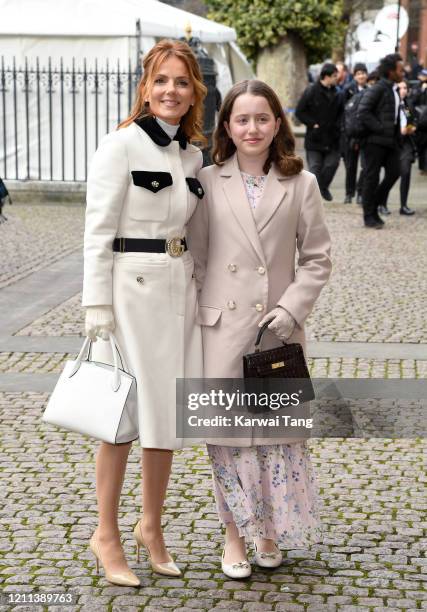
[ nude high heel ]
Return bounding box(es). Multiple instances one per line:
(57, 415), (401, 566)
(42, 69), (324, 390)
(89, 533), (140, 587)
(133, 519), (181, 577)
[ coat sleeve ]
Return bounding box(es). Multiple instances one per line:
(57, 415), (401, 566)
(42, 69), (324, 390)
(82, 132), (129, 306)
(295, 86), (316, 128)
(186, 170), (209, 292)
(358, 85), (384, 134)
(277, 173), (332, 326)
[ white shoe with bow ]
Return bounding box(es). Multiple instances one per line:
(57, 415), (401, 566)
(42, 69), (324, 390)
(253, 541), (283, 568)
(221, 549), (252, 579)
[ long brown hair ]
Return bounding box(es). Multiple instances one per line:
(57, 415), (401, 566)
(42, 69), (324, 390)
(212, 80), (303, 176)
(119, 39), (207, 146)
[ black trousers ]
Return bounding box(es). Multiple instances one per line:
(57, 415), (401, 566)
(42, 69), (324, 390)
(361, 143), (401, 222)
(344, 141), (365, 196)
(400, 141), (415, 208)
(418, 144), (427, 171)
(306, 148), (341, 192)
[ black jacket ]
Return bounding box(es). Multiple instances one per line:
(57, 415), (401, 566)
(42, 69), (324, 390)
(295, 81), (343, 152)
(358, 78), (401, 148)
(343, 80), (366, 103)
(409, 82), (427, 108)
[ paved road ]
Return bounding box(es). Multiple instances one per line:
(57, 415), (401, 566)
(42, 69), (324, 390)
(0, 157), (426, 611)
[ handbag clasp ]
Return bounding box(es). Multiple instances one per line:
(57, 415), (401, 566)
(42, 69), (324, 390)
(271, 361), (285, 369)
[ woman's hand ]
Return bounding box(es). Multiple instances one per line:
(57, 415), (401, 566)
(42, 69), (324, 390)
(258, 306), (296, 341)
(85, 306), (115, 341)
(402, 124), (416, 135)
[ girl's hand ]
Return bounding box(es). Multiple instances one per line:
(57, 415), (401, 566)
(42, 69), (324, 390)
(258, 306), (296, 341)
(85, 306), (115, 341)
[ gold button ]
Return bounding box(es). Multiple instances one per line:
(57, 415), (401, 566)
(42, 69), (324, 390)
(136, 276), (144, 284)
(227, 300), (236, 310)
(151, 180), (160, 188)
(255, 303), (264, 312)
(228, 264), (237, 273)
(257, 266), (265, 275)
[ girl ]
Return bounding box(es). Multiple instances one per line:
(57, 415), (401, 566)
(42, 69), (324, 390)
(398, 80), (416, 215)
(83, 40), (206, 585)
(188, 80), (331, 578)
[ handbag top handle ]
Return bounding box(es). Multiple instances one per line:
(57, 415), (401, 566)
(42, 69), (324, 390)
(254, 320), (274, 352)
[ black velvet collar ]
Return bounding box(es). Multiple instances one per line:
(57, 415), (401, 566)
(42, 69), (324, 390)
(134, 115), (188, 149)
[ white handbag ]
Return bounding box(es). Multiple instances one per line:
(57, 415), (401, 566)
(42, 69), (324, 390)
(42, 333), (139, 444)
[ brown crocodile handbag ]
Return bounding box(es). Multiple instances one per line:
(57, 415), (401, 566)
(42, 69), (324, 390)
(243, 320), (315, 412)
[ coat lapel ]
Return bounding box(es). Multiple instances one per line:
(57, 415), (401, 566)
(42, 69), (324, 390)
(252, 164), (288, 232)
(220, 154), (266, 265)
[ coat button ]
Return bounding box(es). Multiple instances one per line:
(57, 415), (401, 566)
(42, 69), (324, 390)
(227, 300), (236, 310)
(197, 187), (203, 195)
(255, 303), (264, 312)
(228, 264), (237, 273)
(151, 180), (160, 188)
(136, 276), (144, 284)
(257, 266), (265, 275)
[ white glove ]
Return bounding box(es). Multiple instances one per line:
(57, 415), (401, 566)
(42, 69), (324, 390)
(258, 306), (296, 341)
(85, 306), (115, 341)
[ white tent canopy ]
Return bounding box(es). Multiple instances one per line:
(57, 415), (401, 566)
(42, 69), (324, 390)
(1, 0), (236, 42)
(0, 0), (250, 86)
(0, 0), (253, 181)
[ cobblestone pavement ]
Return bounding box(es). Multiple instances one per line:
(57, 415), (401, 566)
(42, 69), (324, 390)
(0, 393), (426, 612)
(4, 183), (426, 344)
(0, 203), (85, 290)
(1, 352), (427, 379)
(1, 161), (426, 611)
(15, 294), (84, 337)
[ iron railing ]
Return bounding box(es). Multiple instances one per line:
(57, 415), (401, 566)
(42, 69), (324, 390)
(0, 56), (141, 181)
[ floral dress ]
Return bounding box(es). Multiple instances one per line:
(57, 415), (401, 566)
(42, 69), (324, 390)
(206, 171), (321, 547)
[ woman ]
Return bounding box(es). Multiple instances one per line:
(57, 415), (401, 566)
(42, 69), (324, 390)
(188, 80), (331, 578)
(82, 39), (206, 586)
(398, 80), (417, 215)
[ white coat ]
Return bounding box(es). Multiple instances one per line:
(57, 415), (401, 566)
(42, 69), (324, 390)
(82, 117), (204, 450)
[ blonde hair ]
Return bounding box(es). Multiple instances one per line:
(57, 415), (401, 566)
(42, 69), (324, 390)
(119, 39), (207, 146)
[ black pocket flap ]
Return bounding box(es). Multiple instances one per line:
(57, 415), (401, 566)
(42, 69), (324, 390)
(131, 171), (173, 193)
(186, 177), (205, 199)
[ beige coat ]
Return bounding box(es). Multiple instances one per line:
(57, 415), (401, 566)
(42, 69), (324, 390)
(187, 152), (332, 446)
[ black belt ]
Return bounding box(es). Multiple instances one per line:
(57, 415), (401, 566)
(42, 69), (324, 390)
(113, 237), (187, 257)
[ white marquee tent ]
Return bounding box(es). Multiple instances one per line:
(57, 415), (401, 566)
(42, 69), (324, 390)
(0, 0), (253, 180)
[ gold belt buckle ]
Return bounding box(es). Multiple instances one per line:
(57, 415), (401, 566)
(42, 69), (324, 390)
(166, 237), (184, 257)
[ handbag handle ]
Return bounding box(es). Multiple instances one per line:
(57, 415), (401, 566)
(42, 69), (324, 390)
(254, 320), (273, 352)
(254, 319), (286, 353)
(69, 333), (123, 392)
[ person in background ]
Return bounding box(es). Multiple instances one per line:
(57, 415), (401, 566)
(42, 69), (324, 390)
(398, 80), (417, 216)
(358, 53), (405, 227)
(367, 71), (379, 87)
(336, 61), (352, 91)
(408, 42), (422, 80)
(410, 68), (427, 173)
(342, 63), (368, 204)
(296, 63), (343, 202)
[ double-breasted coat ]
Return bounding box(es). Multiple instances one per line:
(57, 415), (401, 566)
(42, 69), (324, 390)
(187, 153), (332, 446)
(82, 117), (204, 450)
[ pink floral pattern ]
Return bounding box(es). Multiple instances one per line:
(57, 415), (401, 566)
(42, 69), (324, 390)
(207, 442), (322, 547)
(240, 171), (267, 209)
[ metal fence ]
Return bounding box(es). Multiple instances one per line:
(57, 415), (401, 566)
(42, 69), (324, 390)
(0, 57), (141, 181)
